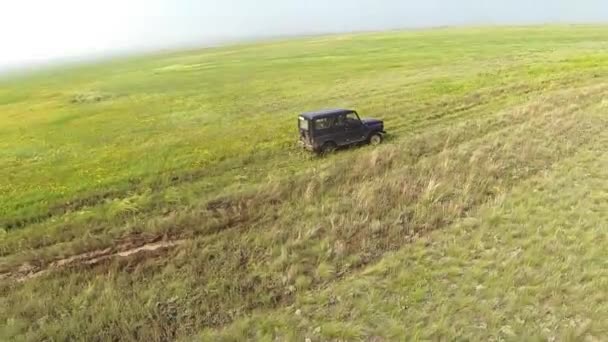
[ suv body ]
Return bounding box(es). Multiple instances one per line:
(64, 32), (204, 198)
(298, 108), (385, 153)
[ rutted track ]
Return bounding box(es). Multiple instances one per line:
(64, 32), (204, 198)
(0, 239), (186, 283)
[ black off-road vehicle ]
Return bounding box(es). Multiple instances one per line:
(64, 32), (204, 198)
(298, 108), (385, 153)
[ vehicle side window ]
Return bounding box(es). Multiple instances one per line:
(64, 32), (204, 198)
(333, 114), (346, 128)
(345, 112), (361, 127)
(314, 118), (332, 130)
(346, 112), (360, 124)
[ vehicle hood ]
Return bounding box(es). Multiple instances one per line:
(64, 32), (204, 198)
(361, 118), (383, 126)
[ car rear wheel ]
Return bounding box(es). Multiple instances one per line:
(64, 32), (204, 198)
(369, 133), (383, 146)
(320, 142), (337, 154)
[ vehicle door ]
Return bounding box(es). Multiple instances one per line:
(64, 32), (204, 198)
(342, 112), (366, 143)
(314, 116), (345, 146)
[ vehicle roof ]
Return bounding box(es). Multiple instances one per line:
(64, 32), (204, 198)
(299, 108), (355, 120)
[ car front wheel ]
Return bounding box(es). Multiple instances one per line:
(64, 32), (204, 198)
(369, 133), (383, 146)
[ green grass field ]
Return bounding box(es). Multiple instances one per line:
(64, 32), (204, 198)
(1, 25), (608, 341)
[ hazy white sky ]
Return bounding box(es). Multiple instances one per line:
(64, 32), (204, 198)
(1, 0), (607, 69)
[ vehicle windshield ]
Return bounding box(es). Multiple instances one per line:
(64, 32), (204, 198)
(299, 117), (309, 130)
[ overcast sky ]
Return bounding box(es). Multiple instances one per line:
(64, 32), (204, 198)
(1, 0), (607, 69)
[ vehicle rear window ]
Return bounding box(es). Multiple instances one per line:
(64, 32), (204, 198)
(299, 117), (309, 130)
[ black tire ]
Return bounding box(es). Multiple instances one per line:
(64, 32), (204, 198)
(369, 132), (383, 146)
(320, 142), (337, 154)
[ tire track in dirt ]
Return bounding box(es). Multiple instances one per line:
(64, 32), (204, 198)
(0, 239), (186, 283)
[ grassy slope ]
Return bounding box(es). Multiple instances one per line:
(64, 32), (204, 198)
(1, 26), (608, 341)
(204, 119), (608, 341)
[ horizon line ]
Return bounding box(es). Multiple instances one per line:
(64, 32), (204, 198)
(1, 22), (604, 78)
